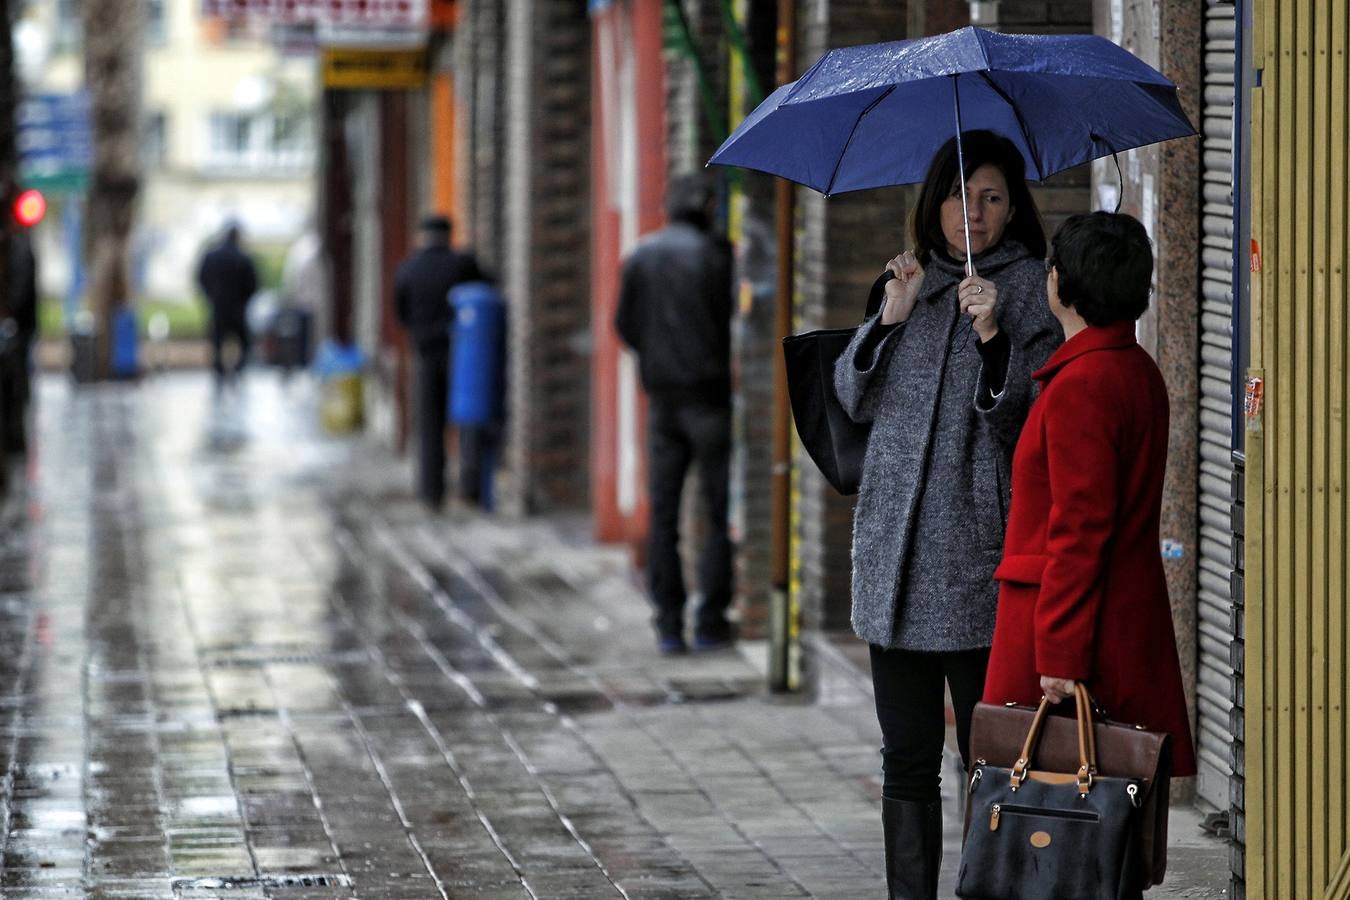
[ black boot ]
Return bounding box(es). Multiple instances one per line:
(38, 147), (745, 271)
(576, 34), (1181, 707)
(882, 796), (942, 900)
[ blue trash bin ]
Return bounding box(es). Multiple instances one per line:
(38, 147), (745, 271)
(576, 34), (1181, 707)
(110, 307), (139, 378)
(449, 282), (504, 510)
(449, 282), (505, 426)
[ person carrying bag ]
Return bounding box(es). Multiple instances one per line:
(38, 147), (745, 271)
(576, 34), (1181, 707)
(970, 212), (1197, 898)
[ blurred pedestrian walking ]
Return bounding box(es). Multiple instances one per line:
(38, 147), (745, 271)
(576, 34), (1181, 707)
(615, 172), (736, 655)
(197, 222), (259, 389)
(394, 214), (484, 510)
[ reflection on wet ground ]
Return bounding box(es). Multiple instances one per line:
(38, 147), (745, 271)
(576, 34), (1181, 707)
(0, 372), (901, 899)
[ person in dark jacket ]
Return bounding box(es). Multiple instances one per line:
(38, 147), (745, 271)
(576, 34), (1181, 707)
(615, 173), (735, 655)
(394, 214), (484, 510)
(197, 223), (259, 387)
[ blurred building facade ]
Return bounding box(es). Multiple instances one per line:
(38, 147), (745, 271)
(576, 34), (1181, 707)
(23, 0), (316, 305)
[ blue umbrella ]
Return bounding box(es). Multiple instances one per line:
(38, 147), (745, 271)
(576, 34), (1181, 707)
(708, 27), (1196, 264)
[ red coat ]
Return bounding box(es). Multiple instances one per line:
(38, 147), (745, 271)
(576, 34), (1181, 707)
(982, 321), (1197, 777)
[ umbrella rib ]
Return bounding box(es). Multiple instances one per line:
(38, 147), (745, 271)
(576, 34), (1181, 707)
(823, 85), (896, 196)
(975, 71), (1045, 181)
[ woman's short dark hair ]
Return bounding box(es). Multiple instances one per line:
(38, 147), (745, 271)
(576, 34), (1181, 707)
(1049, 212), (1154, 326)
(911, 130), (1045, 265)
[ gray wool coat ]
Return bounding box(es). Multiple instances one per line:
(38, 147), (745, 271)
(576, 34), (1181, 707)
(834, 240), (1062, 651)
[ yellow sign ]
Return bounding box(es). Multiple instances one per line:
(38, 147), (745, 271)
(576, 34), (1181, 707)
(322, 49), (429, 89)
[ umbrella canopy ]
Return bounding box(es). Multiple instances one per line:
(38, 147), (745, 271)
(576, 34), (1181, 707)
(708, 26), (1196, 196)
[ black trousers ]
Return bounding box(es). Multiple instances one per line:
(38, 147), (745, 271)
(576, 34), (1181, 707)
(647, 398), (732, 638)
(870, 644), (991, 803)
(458, 423), (501, 507)
(414, 348), (450, 507)
(210, 314), (250, 380)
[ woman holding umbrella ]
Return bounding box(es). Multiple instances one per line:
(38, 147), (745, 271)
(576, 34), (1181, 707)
(833, 129), (1061, 899)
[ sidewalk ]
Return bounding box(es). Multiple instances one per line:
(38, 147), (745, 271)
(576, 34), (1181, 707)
(0, 371), (1228, 898)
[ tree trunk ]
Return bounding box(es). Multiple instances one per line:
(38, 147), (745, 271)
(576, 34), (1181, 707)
(83, 0), (143, 378)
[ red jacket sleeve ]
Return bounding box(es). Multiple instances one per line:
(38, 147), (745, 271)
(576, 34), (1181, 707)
(1034, 368), (1121, 680)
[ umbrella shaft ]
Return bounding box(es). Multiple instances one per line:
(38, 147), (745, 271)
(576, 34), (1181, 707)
(951, 75), (975, 279)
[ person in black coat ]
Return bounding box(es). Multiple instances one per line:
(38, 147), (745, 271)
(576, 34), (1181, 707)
(197, 223), (259, 387)
(615, 173), (736, 655)
(394, 215), (484, 509)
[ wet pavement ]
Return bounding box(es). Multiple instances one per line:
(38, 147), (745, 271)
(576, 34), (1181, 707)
(0, 372), (1229, 899)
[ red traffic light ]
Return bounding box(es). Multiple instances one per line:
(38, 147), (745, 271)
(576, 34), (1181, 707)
(14, 190), (46, 228)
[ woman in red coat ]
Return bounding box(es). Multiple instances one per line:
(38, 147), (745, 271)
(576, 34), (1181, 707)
(981, 211), (1196, 778)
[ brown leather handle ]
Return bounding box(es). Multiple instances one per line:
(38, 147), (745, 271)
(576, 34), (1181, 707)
(1074, 684), (1099, 793)
(1009, 685), (1100, 794)
(1010, 696), (1058, 788)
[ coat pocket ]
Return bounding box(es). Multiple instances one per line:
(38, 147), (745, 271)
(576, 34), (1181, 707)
(993, 553), (1049, 586)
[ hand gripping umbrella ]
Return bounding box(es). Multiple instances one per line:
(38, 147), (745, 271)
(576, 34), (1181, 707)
(708, 25), (1197, 271)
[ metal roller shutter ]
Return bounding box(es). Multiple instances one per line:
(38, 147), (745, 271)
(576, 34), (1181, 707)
(1195, 0), (1237, 811)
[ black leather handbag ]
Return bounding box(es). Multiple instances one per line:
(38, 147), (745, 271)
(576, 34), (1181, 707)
(781, 276), (887, 496)
(957, 685), (1151, 900)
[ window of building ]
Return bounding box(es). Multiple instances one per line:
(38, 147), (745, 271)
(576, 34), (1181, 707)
(146, 0), (167, 46)
(206, 110), (313, 172)
(208, 112), (253, 167)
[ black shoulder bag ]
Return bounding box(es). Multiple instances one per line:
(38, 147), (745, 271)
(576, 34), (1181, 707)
(781, 274), (888, 495)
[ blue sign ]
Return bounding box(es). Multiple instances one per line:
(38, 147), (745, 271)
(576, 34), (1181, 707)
(18, 92), (92, 188)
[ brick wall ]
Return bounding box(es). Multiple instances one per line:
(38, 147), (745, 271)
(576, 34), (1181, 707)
(457, 0), (508, 271)
(664, 8), (697, 175)
(995, 0), (1093, 34)
(726, 0), (780, 640)
(500, 0), (592, 514)
(985, 0), (1095, 238)
(665, 0), (730, 176)
(793, 0), (913, 639)
(922, 0), (973, 34)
